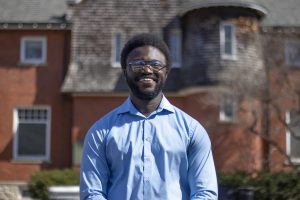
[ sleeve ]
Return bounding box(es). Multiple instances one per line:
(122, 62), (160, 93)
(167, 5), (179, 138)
(80, 126), (109, 200)
(187, 122), (218, 200)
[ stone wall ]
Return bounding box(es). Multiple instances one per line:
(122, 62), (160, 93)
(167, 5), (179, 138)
(0, 183), (22, 200)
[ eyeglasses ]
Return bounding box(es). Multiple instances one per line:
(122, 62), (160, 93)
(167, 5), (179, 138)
(128, 60), (166, 72)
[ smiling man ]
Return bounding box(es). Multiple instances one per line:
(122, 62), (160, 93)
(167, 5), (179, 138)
(80, 33), (218, 200)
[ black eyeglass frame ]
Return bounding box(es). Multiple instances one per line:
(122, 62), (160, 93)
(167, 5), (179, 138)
(127, 60), (167, 72)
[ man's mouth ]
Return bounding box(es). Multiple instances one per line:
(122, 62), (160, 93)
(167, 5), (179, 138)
(139, 78), (154, 82)
(137, 76), (157, 83)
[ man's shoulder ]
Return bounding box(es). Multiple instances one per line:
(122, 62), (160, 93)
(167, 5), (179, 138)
(87, 102), (126, 133)
(171, 104), (197, 122)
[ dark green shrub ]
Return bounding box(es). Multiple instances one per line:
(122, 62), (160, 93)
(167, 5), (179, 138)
(218, 171), (300, 200)
(28, 168), (80, 200)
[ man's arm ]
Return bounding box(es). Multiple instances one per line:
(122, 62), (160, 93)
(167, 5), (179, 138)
(187, 123), (218, 200)
(80, 129), (109, 200)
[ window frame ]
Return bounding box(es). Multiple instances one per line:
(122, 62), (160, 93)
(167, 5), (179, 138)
(285, 40), (300, 67)
(219, 95), (237, 122)
(286, 109), (300, 164)
(168, 29), (182, 68)
(220, 22), (237, 60)
(20, 36), (47, 65)
(111, 32), (122, 68)
(13, 106), (51, 161)
(72, 140), (83, 165)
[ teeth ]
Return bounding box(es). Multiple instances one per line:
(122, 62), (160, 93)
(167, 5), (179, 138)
(140, 78), (152, 81)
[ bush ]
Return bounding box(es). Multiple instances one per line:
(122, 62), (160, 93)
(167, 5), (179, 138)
(28, 168), (80, 200)
(218, 171), (300, 199)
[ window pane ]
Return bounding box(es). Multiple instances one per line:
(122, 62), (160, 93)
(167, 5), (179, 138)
(170, 32), (181, 64)
(224, 25), (232, 55)
(114, 33), (121, 63)
(17, 123), (46, 156)
(224, 101), (234, 118)
(73, 140), (83, 165)
(25, 41), (43, 59)
(286, 42), (300, 66)
(289, 110), (300, 158)
(224, 41), (232, 55)
(220, 95), (236, 122)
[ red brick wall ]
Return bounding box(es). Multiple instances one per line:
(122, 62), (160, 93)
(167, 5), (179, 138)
(72, 92), (264, 173)
(170, 93), (264, 172)
(0, 29), (72, 181)
(262, 29), (300, 172)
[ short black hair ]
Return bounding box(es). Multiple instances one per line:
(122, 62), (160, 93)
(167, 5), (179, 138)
(121, 33), (171, 70)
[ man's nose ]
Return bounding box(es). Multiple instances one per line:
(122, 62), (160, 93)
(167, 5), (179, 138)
(141, 64), (153, 73)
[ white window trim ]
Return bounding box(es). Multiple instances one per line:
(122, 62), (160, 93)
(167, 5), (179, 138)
(286, 110), (300, 164)
(20, 36), (47, 65)
(169, 29), (182, 68)
(285, 40), (300, 67)
(111, 32), (122, 68)
(72, 140), (83, 165)
(13, 106), (51, 161)
(220, 23), (237, 60)
(219, 96), (237, 122)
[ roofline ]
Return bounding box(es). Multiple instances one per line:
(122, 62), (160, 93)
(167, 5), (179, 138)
(180, 1), (268, 17)
(0, 22), (72, 30)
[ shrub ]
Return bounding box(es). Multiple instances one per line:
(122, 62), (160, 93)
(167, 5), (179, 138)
(218, 171), (300, 200)
(28, 168), (80, 200)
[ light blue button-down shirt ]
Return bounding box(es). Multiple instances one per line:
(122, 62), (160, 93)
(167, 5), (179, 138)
(80, 96), (218, 200)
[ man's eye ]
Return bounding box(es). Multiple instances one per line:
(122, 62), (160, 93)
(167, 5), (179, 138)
(151, 62), (162, 67)
(132, 64), (142, 68)
(135, 61), (146, 65)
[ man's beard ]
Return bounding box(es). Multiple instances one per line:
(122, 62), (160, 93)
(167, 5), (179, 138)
(126, 77), (164, 100)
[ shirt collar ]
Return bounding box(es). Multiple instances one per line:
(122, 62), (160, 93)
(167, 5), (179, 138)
(117, 95), (175, 116)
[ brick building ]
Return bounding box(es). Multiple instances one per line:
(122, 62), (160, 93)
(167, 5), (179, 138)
(0, 0), (299, 189)
(0, 0), (72, 183)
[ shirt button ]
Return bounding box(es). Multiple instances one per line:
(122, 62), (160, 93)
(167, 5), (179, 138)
(145, 137), (151, 142)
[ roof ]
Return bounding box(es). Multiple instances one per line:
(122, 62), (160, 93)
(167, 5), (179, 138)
(0, 0), (69, 23)
(181, 0), (268, 17)
(181, 0), (300, 26)
(0, 0), (298, 93)
(67, 0), (300, 26)
(258, 0), (300, 26)
(60, 0), (300, 94)
(0, 0), (299, 26)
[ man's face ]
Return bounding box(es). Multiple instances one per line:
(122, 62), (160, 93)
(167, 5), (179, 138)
(124, 45), (168, 100)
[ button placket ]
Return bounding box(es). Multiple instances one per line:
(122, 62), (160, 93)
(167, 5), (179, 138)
(143, 119), (152, 197)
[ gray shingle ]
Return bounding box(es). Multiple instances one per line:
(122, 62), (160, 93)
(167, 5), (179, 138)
(61, 0), (300, 93)
(258, 0), (300, 26)
(0, 0), (69, 23)
(182, 0), (268, 17)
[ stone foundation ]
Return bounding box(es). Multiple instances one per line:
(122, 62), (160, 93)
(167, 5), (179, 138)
(0, 184), (22, 200)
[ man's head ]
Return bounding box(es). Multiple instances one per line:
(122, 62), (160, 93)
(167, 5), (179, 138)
(121, 33), (171, 71)
(121, 33), (171, 100)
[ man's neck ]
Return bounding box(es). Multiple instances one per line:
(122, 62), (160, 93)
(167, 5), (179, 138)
(130, 93), (163, 117)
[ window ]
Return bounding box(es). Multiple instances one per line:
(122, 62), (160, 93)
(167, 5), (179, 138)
(168, 30), (182, 68)
(111, 32), (122, 67)
(220, 95), (236, 122)
(286, 109), (300, 163)
(73, 140), (83, 165)
(285, 41), (300, 67)
(220, 23), (236, 60)
(20, 37), (47, 64)
(13, 107), (51, 161)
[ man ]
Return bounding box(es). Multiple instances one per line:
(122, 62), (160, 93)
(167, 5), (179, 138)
(80, 33), (218, 200)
